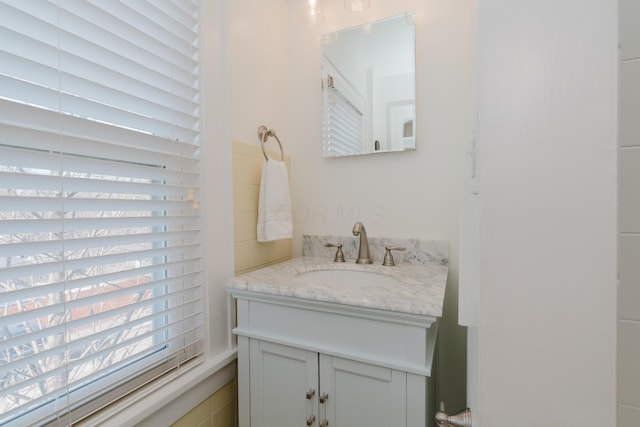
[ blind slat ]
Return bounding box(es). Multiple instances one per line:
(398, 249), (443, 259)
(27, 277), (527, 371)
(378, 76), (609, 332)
(0, 100), (199, 159)
(0, 171), (197, 199)
(2, 266), (200, 307)
(0, 215), (198, 234)
(0, 243), (201, 282)
(0, 195), (196, 213)
(0, 229), (200, 259)
(0, 137), (198, 185)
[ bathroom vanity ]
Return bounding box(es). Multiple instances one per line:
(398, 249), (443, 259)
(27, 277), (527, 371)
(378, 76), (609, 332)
(227, 237), (448, 427)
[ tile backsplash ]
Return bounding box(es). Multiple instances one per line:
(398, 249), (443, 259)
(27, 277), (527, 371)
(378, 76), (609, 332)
(619, 0), (640, 420)
(169, 379), (237, 427)
(232, 141), (292, 275)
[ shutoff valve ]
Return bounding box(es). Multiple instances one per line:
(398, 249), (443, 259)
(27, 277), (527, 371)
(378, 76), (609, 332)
(435, 401), (472, 427)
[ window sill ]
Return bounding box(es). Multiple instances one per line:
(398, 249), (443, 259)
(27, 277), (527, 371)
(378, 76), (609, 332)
(80, 348), (238, 427)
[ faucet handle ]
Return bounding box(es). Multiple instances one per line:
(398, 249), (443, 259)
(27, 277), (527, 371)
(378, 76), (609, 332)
(324, 243), (345, 262)
(382, 246), (406, 266)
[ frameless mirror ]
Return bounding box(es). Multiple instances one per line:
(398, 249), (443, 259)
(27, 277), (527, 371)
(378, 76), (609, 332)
(321, 13), (416, 157)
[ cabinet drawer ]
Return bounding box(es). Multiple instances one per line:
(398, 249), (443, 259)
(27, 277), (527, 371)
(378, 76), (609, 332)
(234, 296), (437, 375)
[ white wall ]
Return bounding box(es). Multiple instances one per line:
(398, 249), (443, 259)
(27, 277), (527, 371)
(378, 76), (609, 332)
(286, 0), (471, 412)
(228, 0), (290, 146)
(618, 0), (640, 424)
(471, 1), (617, 426)
(201, 0), (235, 360)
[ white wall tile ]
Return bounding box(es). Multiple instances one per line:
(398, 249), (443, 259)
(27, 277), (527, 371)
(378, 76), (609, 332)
(619, 321), (640, 407)
(619, 2), (640, 424)
(619, 403), (640, 427)
(620, 236), (640, 321)
(619, 148), (640, 232)
(620, 61), (640, 148)
(621, 0), (640, 60)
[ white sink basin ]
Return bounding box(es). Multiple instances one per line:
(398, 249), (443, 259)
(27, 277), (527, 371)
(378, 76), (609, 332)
(296, 269), (401, 287)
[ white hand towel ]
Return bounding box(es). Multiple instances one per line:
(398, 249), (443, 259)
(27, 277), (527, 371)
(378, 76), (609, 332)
(257, 159), (293, 242)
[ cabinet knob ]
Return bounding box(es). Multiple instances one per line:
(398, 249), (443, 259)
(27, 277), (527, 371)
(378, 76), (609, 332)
(319, 392), (329, 404)
(320, 420), (329, 427)
(306, 415), (316, 426)
(306, 388), (316, 399)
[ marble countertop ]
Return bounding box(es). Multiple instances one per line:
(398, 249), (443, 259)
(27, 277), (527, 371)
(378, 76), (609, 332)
(227, 256), (448, 317)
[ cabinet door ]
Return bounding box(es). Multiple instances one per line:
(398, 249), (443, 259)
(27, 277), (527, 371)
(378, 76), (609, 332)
(319, 354), (407, 427)
(249, 340), (319, 427)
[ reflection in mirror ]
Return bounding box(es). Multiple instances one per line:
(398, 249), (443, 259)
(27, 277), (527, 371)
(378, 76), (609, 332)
(321, 13), (415, 157)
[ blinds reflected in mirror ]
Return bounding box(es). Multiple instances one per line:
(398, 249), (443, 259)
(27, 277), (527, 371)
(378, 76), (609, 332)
(321, 74), (365, 157)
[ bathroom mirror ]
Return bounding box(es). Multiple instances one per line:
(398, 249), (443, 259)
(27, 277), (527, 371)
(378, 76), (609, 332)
(321, 13), (416, 157)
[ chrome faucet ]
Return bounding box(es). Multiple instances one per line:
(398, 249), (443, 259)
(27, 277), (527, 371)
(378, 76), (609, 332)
(352, 222), (372, 264)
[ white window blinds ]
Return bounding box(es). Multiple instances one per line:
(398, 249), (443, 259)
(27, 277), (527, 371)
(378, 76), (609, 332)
(0, 1), (202, 426)
(321, 71), (366, 157)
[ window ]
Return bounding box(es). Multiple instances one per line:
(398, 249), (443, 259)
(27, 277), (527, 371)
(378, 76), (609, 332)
(0, 1), (202, 425)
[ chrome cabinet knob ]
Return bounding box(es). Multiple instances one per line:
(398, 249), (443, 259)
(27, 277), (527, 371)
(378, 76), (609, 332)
(319, 392), (329, 404)
(306, 415), (316, 426)
(320, 420), (329, 427)
(306, 388), (316, 399)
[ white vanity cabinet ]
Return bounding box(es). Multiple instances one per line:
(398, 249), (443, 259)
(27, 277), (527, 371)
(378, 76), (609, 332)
(231, 288), (440, 427)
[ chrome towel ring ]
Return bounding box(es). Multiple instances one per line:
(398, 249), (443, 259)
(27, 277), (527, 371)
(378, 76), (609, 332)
(258, 125), (284, 161)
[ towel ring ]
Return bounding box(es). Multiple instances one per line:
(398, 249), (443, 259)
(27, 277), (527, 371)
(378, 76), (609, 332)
(258, 125), (284, 162)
